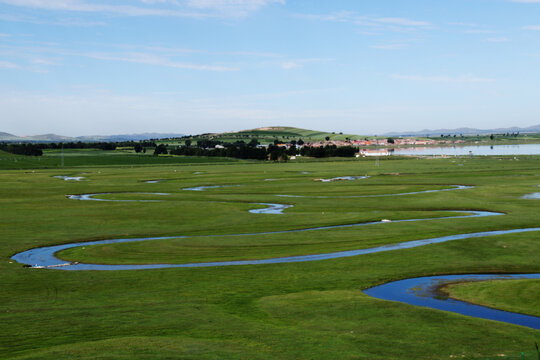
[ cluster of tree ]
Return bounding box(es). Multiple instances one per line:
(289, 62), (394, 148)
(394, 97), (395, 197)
(161, 143), (358, 160)
(41, 141), (157, 150)
(169, 144), (267, 160)
(440, 134), (464, 138)
(492, 132), (520, 138)
(0, 143), (43, 156)
(299, 145), (357, 158)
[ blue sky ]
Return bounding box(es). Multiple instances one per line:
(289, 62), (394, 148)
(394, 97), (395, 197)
(1, 0), (540, 136)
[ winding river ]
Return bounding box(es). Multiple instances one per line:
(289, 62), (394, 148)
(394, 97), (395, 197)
(11, 183), (540, 329)
(276, 185), (472, 198)
(364, 274), (540, 330)
(67, 192), (170, 202)
(13, 210), (539, 271)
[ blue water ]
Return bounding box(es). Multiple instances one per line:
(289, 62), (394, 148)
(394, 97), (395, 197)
(13, 181), (540, 328)
(364, 274), (540, 330)
(392, 144), (540, 156)
(67, 192), (170, 202)
(248, 203), (293, 214)
(315, 176), (370, 182)
(54, 176), (85, 181)
(183, 185), (240, 191)
(13, 210), (540, 271)
(276, 185), (472, 198)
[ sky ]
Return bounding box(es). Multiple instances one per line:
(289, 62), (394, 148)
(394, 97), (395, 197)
(1, 0), (540, 136)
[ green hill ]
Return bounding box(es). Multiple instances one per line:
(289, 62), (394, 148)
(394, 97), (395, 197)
(166, 126), (369, 145)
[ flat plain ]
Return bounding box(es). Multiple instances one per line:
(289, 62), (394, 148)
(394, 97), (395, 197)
(1, 155), (539, 359)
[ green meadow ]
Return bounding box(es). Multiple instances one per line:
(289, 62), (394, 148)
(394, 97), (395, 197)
(1, 155), (539, 359)
(0, 149), (239, 170)
(445, 279), (540, 317)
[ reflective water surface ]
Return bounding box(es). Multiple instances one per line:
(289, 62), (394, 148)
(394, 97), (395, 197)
(364, 274), (540, 329)
(67, 192), (170, 202)
(248, 203), (293, 214)
(391, 144), (540, 156)
(54, 176), (85, 181)
(14, 210), (540, 271)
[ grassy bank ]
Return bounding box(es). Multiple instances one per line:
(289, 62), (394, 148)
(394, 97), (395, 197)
(1, 156), (539, 359)
(444, 279), (540, 317)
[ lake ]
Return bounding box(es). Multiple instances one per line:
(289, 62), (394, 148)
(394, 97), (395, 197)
(389, 143), (540, 156)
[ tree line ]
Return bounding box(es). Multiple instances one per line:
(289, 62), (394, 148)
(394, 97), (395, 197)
(164, 142), (358, 160)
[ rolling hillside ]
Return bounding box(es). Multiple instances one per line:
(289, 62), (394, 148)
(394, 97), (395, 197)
(170, 126), (368, 145)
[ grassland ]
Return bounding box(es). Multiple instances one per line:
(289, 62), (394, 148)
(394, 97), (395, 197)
(159, 126), (540, 146)
(0, 148), (239, 170)
(444, 279), (540, 317)
(1, 155), (539, 359)
(162, 126), (373, 145)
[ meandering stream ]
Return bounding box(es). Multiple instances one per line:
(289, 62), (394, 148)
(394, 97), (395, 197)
(11, 182), (540, 329)
(13, 210), (538, 271)
(363, 274), (540, 329)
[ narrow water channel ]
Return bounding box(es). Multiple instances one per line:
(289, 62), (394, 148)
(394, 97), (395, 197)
(363, 274), (540, 330)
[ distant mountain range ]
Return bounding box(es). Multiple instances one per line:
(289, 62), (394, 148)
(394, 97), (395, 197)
(2, 124), (539, 143)
(383, 124), (540, 137)
(0, 132), (185, 142)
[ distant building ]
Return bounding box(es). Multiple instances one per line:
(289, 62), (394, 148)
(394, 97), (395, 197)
(359, 149), (390, 157)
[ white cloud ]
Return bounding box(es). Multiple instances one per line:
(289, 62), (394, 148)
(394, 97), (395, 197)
(371, 43), (408, 50)
(31, 57), (62, 65)
(522, 25), (540, 30)
(447, 22), (479, 27)
(511, 0), (540, 3)
(281, 61), (300, 70)
(278, 57), (332, 70)
(0, 60), (20, 69)
(486, 37), (509, 42)
(296, 12), (431, 31)
(84, 51), (238, 71)
(186, 0), (284, 16)
(464, 29), (496, 34)
(0, 0), (202, 17)
(390, 74), (495, 83)
(374, 17), (430, 27)
(0, 0), (283, 18)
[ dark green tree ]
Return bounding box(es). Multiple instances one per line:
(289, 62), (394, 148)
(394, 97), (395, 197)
(153, 144), (168, 155)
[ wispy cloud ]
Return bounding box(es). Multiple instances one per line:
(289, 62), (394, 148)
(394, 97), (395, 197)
(374, 17), (430, 27)
(447, 22), (480, 27)
(522, 25), (540, 30)
(0, 41), (242, 72)
(296, 11), (432, 32)
(0, 60), (20, 69)
(390, 74), (495, 83)
(31, 57), (62, 65)
(185, 0), (285, 17)
(371, 43), (408, 50)
(486, 37), (509, 42)
(464, 29), (497, 34)
(0, 0), (209, 17)
(0, 0), (284, 18)
(0, 13), (106, 26)
(84, 51), (238, 71)
(511, 0), (540, 3)
(279, 57), (332, 70)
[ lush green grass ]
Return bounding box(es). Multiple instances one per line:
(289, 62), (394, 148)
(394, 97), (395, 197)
(444, 279), (540, 317)
(160, 126), (540, 146)
(166, 126), (368, 145)
(1, 156), (539, 359)
(0, 148), (239, 169)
